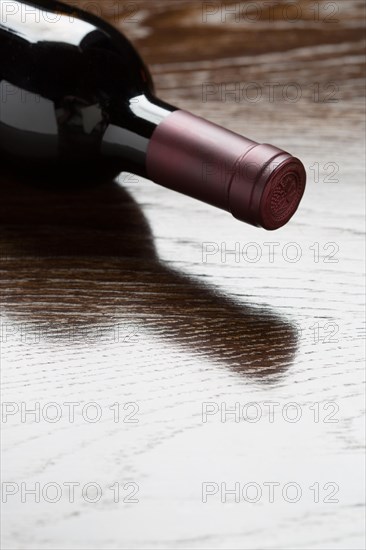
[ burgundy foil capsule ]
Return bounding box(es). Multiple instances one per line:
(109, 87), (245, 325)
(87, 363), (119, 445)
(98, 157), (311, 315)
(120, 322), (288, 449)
(147, 110), (306, 230)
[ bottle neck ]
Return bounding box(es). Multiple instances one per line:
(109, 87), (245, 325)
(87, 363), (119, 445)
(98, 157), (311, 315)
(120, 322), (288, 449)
(104, 96), (306, 230)
(101, 94), (176, 178)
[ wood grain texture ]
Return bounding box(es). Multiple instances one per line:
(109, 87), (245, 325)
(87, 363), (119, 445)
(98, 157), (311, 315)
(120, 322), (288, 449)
(1, 1), (365, 549)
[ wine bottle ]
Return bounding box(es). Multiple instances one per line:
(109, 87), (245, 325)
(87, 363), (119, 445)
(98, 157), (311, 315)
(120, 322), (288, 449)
(0, 0), (306, 229)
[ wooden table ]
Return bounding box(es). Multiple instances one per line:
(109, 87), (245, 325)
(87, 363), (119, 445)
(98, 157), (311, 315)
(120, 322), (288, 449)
(1, 1), (365, 548)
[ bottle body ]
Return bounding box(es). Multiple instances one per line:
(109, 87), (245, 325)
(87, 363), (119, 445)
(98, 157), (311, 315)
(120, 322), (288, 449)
(0, 0), (174, 181)
(0, 0), (306, 228)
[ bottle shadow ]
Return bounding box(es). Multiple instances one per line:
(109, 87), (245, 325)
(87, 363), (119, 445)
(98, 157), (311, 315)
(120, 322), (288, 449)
(0, 169), (300, 382)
